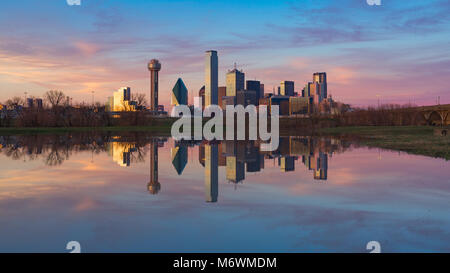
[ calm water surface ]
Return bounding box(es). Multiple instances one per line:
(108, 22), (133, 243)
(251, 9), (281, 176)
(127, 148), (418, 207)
(0, 134), (449, 252)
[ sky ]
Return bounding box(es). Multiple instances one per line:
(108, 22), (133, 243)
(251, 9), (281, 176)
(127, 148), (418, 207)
(0, 0), (449, 108)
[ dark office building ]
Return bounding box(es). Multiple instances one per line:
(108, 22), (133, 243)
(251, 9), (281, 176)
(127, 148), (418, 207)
(218, 86), (227, 104)
(246, 80), (262, 103)
(270, 95), (290, 116)
(236, 90), (257, 106)
(26, 98), (43, 109)
(27, 98), (34, 108)
(199, 86), (205, 110)
(221, 96), (236, 109)
(280, 81), (295, 96)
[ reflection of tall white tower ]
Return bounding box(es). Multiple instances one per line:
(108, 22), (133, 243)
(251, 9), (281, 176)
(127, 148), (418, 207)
(147, 141), (160, 194)
(205, 50), (218, 106)
(148, 59), (161, 111)
(204, 144), (218, 202)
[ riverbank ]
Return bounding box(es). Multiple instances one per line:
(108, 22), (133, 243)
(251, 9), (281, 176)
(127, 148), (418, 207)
(319, 126), (450, 160)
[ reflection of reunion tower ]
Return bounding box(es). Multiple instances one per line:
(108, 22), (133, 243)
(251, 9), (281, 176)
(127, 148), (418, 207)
(148, 59), (161, 111)
(147, 141), (160, 194)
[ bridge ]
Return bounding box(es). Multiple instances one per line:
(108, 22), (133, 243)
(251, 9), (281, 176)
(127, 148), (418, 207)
(413, 104), (450, 126)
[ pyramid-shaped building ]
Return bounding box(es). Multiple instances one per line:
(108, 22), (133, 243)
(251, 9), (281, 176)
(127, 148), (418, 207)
(171, 78), (188, 106)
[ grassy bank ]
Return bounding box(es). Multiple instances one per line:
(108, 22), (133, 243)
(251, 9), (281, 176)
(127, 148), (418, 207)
(320, 126), (450, 160)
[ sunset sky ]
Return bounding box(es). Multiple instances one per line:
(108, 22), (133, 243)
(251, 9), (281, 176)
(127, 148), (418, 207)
(0, 0), (449, 108)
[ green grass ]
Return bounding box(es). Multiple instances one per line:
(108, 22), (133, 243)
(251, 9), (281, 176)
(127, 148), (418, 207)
(319, 126), (450, 160)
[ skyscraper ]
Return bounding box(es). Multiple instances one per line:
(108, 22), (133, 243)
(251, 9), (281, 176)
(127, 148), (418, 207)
(148, 59), (161, 111)
(226, 67), (245, 97)
(303, 83), (311, 97)
(280, 81), (295, 96)
(171, 78), (188, 106)
(199, 86), (205, 110)
(313, 72), (327, 85)
(307, 81), (321, 104)
(236, 90), (257, 106)
(111, 87), (135, 111)
(313, 72), (327, 102)
(246, 80), (261, 102)
(205, 50), (218, 106)
(218, 86), (227, 103)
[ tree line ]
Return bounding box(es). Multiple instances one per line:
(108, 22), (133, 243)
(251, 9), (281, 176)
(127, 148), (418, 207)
(1, 90), (152, 127)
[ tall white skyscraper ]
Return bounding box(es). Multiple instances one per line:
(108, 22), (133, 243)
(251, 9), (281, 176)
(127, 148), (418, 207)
(205, 50), (218, 106)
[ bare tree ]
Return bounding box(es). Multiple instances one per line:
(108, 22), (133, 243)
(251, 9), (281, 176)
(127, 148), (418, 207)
(5, 96), (25, 108)
(44, 90), (66, 108)
(131, 93), (148, 108)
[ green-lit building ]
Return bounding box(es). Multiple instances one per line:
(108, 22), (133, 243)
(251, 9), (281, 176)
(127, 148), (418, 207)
(171, 78), (188, 106)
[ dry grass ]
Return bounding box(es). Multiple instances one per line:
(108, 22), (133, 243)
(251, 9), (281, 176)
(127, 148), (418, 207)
(320, 126), (450, 160)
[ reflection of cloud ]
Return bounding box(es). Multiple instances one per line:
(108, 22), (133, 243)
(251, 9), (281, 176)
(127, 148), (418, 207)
(74, 198), (99, 212)
(0, 158), (108, 201)
(80, 161), (103, 171)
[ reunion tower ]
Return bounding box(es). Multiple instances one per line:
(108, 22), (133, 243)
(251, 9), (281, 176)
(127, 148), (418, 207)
(147, 59), (161, 111)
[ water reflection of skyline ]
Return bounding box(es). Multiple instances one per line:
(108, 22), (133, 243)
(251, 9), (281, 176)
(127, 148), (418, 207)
(0, 135), (346, 203)
(102, 137), (338, 202)
(1, 134), (449, 252)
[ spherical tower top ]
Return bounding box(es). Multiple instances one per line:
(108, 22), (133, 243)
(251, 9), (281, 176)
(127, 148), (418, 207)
(148, 59), (161, 71)
(147, 181), (161, 195)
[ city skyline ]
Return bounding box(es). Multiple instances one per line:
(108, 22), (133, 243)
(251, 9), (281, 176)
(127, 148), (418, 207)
(0, 0), (449, 108)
